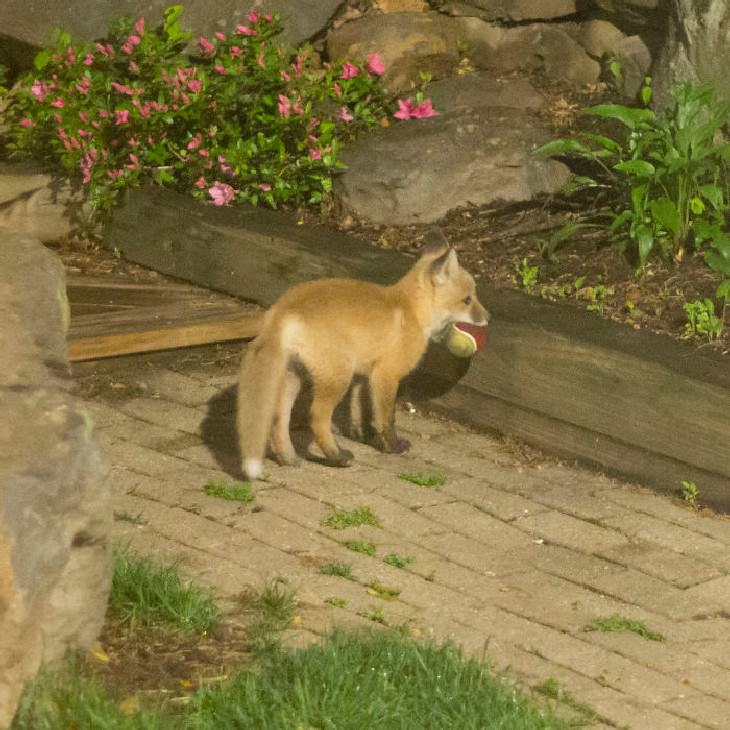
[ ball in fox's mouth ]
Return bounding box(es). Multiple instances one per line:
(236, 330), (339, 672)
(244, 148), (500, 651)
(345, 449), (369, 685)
(444, 322), (487, 358)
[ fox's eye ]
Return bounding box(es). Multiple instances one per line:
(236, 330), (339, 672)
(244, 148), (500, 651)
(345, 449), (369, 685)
(463, 295), (472, 305)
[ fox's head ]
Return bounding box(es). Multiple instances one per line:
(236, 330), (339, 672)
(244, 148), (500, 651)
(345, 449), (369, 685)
(418, 230), (489, 336)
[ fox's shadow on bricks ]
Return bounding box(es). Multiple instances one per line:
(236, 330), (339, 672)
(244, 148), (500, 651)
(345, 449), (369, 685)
(200, 342), (470, 479)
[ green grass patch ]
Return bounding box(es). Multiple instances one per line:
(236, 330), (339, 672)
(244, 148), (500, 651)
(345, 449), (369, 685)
(110, 548), (219, 634)
(12, 659), (164, 730)
(344, 540), (377, 556)
(383, 552), (413, 569)
(113, 510), (146, 525)
(319, 562), (354, 580)
(248, 577), (298, 655)
(583, 614), (664, 641)
(398, 471), (446, 487)
(534, 677), (597, 724)
(187, 629), (569, 728)
(203, 480), (254, 503)
(367, 581), (401, 601)
(325, 597), (348, 608)
(324, 505), (381, 530)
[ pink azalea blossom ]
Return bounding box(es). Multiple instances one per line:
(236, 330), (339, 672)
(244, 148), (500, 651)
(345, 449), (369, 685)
(127, 153), (140, 170)
(259, 182), (271, 192)
(107, 168), (124, 180)
(235, 24), (257, 36)
(19, 118), (34, 128)
(264, 13), (273, 21)
(208, 181), (236, 206)
(332, 82), (342, 97)
(128, 35), (141, 46)
(292, 54), (304, 79)
(50, 97), (65, 108)
(83, 53), (94, 66)
(187, 135), (202, 150)
(187, 79), (203, 93)
(75, 78), (91, 95)
(129, 60), (140, 73)
(393, 97), (439, 120)
(121, 42), (133, 54)
(194, 176), (207, 189)
(340, 63), (358, 80)
(215, 32), (226, 41)
(111, 81), (135, 95)
(248, 10), (259, 23)
(199, 36), (215, 55)
(309, 148), (322, 161)
(230, 45), (243, 58)
(80, 149), (97, 184)
(278, 94), (291, 118)
(95, 42), (113, 57)
(198, 148), (209, 157)
(292, 96), (304, 116)
(218, 155), (234, 176)
(336, 106), (353, 122)
(134, 17), (145, 36)
(78, 111), (89, 123)
(367, 53), (385, 76)
(412, 99), (439, 118)
(214, 64), (227, 75)
(30, 80), (49, 102)
(393, 98), (415, 120)
(66, 46), (76, 65)
(280, 69), (290, 81)
(115, 109), (130, 125)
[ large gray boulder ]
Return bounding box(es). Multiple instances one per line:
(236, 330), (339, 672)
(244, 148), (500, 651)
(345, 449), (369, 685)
(434, 0), (576, 21)
(336, 104), (570, 225)
(653, 0), (730, 108)
(0, 235), (110, 728)
(0, 0), (339, 50)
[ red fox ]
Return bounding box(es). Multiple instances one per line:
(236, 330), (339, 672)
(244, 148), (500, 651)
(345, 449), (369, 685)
(237, 231), (489, 479)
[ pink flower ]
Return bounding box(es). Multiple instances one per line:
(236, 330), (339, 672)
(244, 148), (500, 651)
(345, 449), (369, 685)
(80, 149), (97, 184)
(332, 82), (342, 97)
(129, 60), (140, 73)
(278, 94), (291, 118)
(235, 24), (257, 36)
(214, 64), (227, 75)
(336, 106), (353, 122)
(341, 63), (358, 80)
(115, 109), (130, 125)
(218, 155), (234, 176)
(215, 31), (226, 41)
(293, 96), (304, 116)
(121, 42), (133, 55)
(107, 168), (124, 180)
(95, 43), (113, 57)
(264, 13), (273, 21)
(394, 97), (439, 120)
(292, 54), (304, 79)
(78, 111), (89, 122)
(128, 35), (141, 46)
(198, 148), (209, 157)
(19, 118), (34, 128)
(187, 78), (203, 93)
(30, 80), (47, 101)
(194, 176), (206, 189)
(187, 135), (202, 150)
(111, 81), (134, 95)
(367, 53), (385, 76)
(83, 53), (94, 66)
(393, 97), (415, 120)
(75, 78), (91, 95)
(199, 36), (215, 55)
(51, 97), (65, 108)
(259, 182), (271, 192)
(248, 10), (259, 23)
(134, 17), (145, 36)
(127, 153), (140, 170)
(280, 69), (290, 81)
(208, 181), (236, 206)
(309, 148), (322, 161)
(66, 46), (76, 65)
(412, 99), (439, 119)
(230, 45), (243, 58)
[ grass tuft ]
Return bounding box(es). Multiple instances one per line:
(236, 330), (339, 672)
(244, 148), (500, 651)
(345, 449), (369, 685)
(366, 582), (401, 600)
(325, 597), (348, 608)
(204, 480), (254, 503)
(383, 552), (413, 569)
(319, 562), (354, 580)
(583, 614), (664, 641)
(344, 540), (376, 556)
(398, 471), (446, 487)
(110, 548), (219, 634)
(324, 505), (381, 530)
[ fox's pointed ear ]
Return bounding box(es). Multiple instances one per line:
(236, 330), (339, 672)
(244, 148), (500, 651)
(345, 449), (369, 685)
(421, 226), (450, 258)
(430, 247), (459, 285)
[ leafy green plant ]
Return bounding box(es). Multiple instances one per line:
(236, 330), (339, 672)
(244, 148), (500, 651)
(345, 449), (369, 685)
(534, 677), (597, 724)
(680, 479), (699, 508)
(247, 577), (297, 654)
(683, 298), (724, 341)
(514, 257), (541, 289)
(398, 471), (446, 488)
(383, 552), (413, 569)
(319, 562), (354, 579)
(536, 79), (730, 275)
(110, 547), (219, 633)
(324, 505), (381, 529)
(204, 480), (254, 502)
(583, 614), (664, 641)
(367, 581), (401, 600)
(5, 5), (394, 220)
(325, 596), (348, 608)
(360, 605), (386, 624)
(344, 540), (376, 556)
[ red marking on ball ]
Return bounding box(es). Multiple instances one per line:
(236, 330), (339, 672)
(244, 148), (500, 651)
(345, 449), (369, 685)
(453, 322), (487, 352)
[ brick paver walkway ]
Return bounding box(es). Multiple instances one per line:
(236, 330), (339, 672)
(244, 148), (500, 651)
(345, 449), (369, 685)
(79, 346), (730, 730)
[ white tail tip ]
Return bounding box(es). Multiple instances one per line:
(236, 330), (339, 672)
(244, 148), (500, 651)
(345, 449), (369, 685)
(243, 458), (263, 480)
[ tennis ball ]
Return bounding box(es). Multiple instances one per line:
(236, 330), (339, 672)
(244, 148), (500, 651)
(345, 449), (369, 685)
(444, 322), (487, 358)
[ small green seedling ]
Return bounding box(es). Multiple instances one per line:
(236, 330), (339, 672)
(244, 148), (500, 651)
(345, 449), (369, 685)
(514, 257), (540, 290)
(383, 553), (413, 569)
(360, 605), (386, 624)
(319, 562), (354, 580)
(324, 505), (381, 529)
(204, 480), (254, 502)
(681, 480), (699, 508)
(583, 614), (664, 641)
(325, 597), (348, 608)
(345, 540), (377, 556)
(534, 677), (597, 723)
(367, 582), (401, 601)
(683, 299), (724, 341)
(113, 510), (146, 525)
(398, 472), (446, 488)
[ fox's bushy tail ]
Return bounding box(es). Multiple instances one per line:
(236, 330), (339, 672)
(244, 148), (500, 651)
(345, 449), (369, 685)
(237, 315), (288, 479)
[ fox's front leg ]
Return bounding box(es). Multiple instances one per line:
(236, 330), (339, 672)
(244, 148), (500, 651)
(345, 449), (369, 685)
(369, 367), (410, 454)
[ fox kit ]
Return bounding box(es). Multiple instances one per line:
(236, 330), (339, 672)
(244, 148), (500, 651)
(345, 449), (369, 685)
(237, 231), (488, 479)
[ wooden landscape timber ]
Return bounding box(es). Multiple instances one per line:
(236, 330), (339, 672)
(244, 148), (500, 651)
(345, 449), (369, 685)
(105, 186), (730, 510)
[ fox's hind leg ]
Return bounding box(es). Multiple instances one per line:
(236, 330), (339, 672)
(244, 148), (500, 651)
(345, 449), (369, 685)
(270, 369), (302, 466)
(309, 369), (354, 467)
(369, 364), (411, 454)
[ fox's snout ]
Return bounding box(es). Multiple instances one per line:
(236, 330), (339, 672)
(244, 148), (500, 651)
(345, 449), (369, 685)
(470, 300), (490, 328)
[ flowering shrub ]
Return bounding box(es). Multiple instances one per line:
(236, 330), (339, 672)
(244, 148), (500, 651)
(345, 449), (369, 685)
(5, 5), (398, 214)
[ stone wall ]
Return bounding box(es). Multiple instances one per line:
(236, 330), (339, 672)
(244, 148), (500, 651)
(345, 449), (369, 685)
(0, 235), (110, 728)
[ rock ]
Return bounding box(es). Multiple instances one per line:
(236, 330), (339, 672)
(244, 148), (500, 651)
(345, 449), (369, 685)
(579, 19), (626, 59)
(653, 0), (730, 108)
(373, 0), (429, 12)
(427, 72), (546, 112)
(458, 18), (601, 88)
(0, 0), (339, 52)
(326, 12), (461, 92)
(434, 0), (576, 21)
(0, 235), (110, 728)
(613, 34), (651, 99)
(335, 107), (571, 225)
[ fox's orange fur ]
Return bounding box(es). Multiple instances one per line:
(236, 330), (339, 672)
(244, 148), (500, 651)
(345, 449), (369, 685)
(237, 232), (488, 479)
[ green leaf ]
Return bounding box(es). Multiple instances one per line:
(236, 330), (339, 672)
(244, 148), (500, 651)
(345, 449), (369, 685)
(610, 209), (634, 234)
(533, 138), (594, 158)
(649, 197), (680, 234)
(641, 79), (653, 106)
(690, 197), (705, 215)
(587, 104), (656, 130)
(635, 224), (655, 264)
(716, 280), (730, 302)
(700, 184), (723, 210)
(580, 133), (623, 155)
(614, 159), (656, 177)
(704, 251), (730, 275)
(34, 49), (53, 70)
